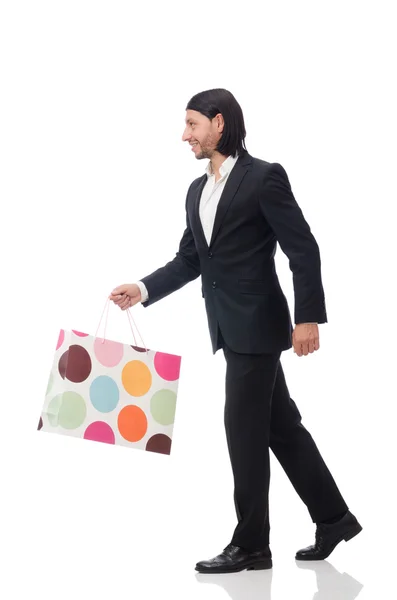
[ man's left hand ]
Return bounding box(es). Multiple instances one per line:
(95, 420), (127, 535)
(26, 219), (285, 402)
(292, 323), (320, 357)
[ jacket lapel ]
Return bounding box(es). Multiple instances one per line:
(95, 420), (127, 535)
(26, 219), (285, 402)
(193, 151), (252, 249)
(193, 175), (208, 248)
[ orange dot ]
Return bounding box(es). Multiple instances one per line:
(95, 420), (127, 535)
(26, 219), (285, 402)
(118, 405), (148, 442)
(122, 360), (152, 397)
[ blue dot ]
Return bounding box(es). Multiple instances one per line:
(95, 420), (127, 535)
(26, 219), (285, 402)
(90, 376), (119, 413)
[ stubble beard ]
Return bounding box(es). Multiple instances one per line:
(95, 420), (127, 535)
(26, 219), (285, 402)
(195, 144), (213, 161)
(195, 132), (216, 160)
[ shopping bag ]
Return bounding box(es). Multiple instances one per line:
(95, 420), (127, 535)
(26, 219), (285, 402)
(37, 298), (182, 455)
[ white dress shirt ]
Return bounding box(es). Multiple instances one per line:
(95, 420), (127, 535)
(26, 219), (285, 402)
(136, 153), (239, 303)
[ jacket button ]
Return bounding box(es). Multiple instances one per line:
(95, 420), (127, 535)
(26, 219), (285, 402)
(212, 281), (217, 288)
(208, 251), (213, 258)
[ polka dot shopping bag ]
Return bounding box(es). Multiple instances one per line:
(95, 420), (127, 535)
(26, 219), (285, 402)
(38, 298), (182, 455)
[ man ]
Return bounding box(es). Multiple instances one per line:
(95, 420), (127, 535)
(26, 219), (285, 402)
(109, 89), (362, 574)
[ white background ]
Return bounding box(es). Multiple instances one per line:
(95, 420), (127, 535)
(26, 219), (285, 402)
(1, 1), (396, 598)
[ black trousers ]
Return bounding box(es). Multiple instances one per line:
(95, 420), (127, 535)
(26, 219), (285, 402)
(217, 328), (349, 551)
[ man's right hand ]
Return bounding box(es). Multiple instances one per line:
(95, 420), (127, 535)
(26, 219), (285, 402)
(109, 284), (142, 310)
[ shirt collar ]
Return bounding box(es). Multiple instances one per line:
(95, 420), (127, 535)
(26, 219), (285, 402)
(205, 153), (239, 178)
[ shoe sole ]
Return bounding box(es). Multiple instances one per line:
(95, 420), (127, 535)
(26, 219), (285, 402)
(295, 522), (363, 561)
(195, 558), (273, 574)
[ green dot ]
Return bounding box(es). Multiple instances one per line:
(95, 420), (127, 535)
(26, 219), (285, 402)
(46, 371), (54, 396)
(47, 392), (86, 429)
(47, 394), (63, 427)
(150, 389), (177, 426)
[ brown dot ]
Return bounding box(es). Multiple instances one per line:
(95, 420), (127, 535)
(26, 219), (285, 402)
(58, 345), (92, 383)
(146, 434), (172, 455)
(58, 350), (68, 379)
(131, 345), (150, 353)
(37, 417), (43, 430)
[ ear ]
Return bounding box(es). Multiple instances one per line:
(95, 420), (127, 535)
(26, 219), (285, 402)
(215, 113), (224, 133)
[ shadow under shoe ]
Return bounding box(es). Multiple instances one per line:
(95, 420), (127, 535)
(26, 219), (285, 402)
(295, 560), (364, 600)
(196, 568), (273, 600)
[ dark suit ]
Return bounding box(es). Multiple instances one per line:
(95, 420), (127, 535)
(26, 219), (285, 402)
(140, 149), (327, 354)
(140, 150), (348, 549)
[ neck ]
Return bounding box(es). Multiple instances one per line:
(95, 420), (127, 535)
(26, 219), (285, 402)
(210, 151), (230, 176)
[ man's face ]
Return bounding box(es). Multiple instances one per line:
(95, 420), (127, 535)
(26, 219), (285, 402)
(182, 109), (223, 159)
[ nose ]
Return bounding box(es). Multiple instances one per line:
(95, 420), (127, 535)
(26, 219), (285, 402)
(182, 127), (191, 142)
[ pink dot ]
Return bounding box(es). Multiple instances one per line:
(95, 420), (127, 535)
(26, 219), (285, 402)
(154, 352), (181, 381)
(84, 422), (115, 444)
(94, 337), (124, 367)
(72, 330), (89, 337)
(56, 329), (65, 350)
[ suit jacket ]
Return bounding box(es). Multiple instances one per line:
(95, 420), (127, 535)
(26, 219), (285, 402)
(140, 150), (327, 354)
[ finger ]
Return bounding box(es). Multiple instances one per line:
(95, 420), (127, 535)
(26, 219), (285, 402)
(302, 343), (309, 356)
(112, 294), (126, 307)
(314, 337), (320, 351)
(123, 297), (133, 309)
(111, 285), (126, 294)
(294, 342), (303, 357)
(111, 286), (127, 297)
(118, 294), (128, 304)
(119, 296), (131, 310)
(308, 340), (315, 353)
(109, 293), (122, 302)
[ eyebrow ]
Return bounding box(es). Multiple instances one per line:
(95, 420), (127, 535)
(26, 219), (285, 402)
(185, 118), (196, 124)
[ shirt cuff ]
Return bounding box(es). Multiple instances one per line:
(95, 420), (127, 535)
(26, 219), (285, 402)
(136, 280), (149, 303)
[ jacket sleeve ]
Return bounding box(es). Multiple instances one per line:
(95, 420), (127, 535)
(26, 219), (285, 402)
(258, 163), (327, 325)
(139, 188), (201, 307)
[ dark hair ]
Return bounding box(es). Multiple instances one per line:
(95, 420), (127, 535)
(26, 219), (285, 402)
(186, 88), (247, 157)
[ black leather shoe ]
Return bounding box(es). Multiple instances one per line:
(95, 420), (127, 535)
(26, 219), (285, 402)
(296, 510), (362, 561)
(195, 543), (272, 574)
